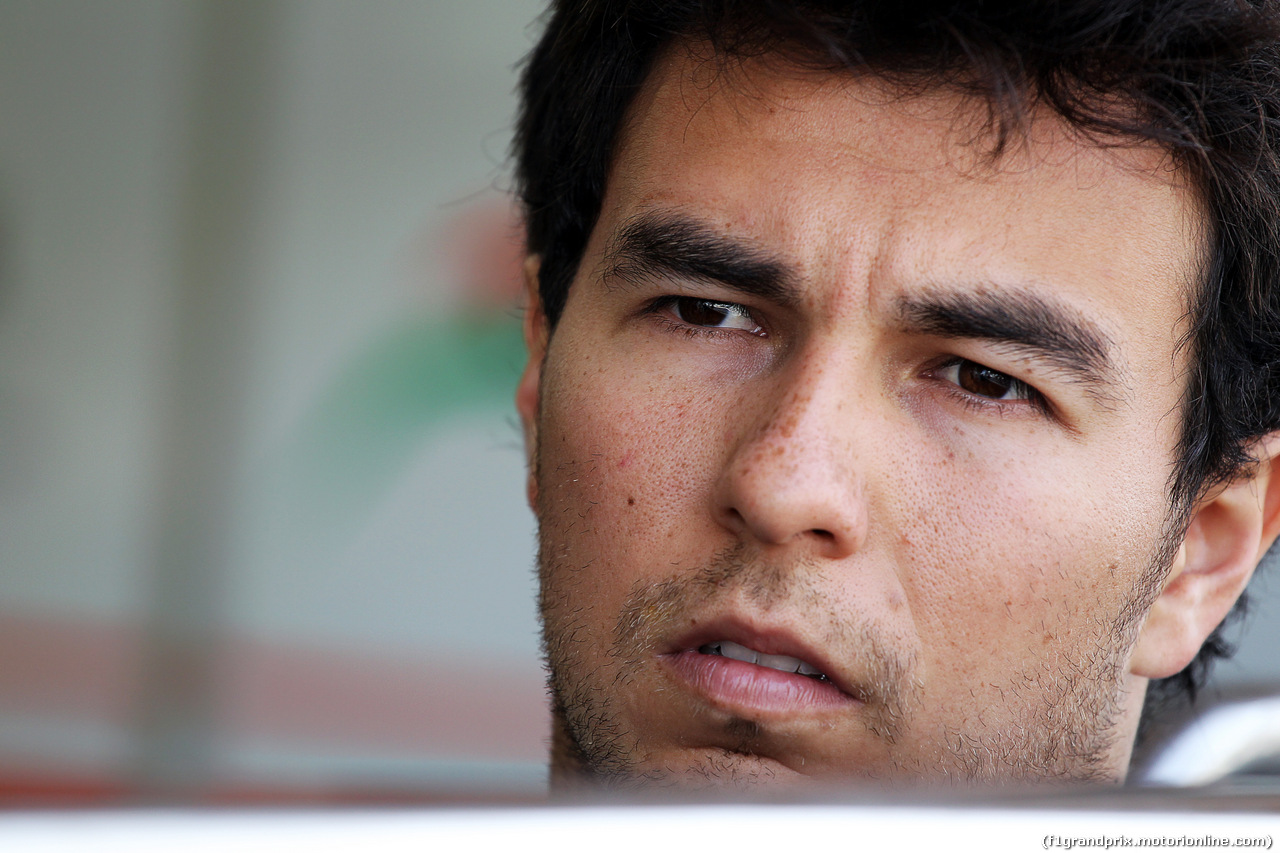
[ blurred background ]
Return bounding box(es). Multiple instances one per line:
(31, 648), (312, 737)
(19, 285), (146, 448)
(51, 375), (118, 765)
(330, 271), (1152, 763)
(0, 0), (1277, 805)
(0, 0), (544, 802)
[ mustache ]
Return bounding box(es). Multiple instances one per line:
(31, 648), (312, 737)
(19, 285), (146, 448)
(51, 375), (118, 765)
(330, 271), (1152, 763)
(609, 544), (917, 739)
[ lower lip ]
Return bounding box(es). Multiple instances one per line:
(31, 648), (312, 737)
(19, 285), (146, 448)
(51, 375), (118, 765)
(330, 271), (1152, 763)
(662, 649), (856, 715)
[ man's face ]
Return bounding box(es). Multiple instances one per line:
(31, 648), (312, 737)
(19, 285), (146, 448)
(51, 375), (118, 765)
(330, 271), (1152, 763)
(521, 49), (1202, 787)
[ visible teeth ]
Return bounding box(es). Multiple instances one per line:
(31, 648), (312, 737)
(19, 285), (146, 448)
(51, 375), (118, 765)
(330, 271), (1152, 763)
(758, 652), (803, 672)
(717, 640), (758, 664)
(698, 640), (829, 681)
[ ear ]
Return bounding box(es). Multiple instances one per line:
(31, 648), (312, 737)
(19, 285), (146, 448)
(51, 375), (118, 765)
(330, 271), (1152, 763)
(515, 255), (549, 509)
(1130, 433), (1280, 679)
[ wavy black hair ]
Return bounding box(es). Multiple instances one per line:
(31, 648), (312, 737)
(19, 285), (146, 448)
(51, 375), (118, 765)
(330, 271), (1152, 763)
(514, 0), (1280, 724)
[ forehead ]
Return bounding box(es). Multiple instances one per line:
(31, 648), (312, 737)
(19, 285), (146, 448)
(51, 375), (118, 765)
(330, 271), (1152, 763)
(599, 45), (1204, 345)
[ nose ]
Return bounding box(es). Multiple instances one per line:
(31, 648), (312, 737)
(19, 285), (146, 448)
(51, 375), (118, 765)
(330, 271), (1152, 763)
(712, 354), (869, 559)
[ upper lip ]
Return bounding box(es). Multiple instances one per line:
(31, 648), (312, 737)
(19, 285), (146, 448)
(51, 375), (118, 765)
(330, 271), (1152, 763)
(662, 615), (863, 701)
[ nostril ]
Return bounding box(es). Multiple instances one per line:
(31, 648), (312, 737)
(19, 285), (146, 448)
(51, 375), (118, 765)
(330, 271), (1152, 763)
(811, 528), (835, 541)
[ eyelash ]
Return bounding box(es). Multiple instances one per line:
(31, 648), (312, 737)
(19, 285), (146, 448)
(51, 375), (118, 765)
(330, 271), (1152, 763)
(931, 357), (1052, 417)
(645, 296), (767, 338)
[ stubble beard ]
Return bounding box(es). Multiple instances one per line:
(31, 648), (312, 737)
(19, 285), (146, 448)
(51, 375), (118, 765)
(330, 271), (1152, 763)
(539, 541), (918, 790)
(535, 468), (1180, 791)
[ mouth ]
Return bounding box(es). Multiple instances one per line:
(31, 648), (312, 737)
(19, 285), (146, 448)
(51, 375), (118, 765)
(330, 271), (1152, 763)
(698, 640), (832, 683)
(659, 624), (860, 717)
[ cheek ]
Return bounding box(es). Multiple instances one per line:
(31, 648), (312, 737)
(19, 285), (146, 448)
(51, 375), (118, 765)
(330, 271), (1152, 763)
(888, 426), (1173, 675)
(535, 353), (729, 583)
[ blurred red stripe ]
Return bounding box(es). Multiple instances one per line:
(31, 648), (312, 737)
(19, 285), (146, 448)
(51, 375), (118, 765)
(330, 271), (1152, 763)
(0, 612), (547, 759)
(0, 613), (142, 722)
(216, 637), (547, 758)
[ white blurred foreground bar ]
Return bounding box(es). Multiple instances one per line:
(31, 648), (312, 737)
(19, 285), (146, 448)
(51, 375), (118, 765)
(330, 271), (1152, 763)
(1, 806), (1277, 853)
(1143, 696), (1280, 786)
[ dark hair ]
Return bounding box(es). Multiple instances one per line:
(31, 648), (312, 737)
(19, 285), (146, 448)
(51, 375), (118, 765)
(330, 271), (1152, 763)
(514, 0), (1280, 719)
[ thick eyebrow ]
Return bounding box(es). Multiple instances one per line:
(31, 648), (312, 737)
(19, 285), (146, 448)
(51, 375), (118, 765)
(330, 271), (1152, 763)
(600, 212), (799, 305)
(896, 288), (1131, 403)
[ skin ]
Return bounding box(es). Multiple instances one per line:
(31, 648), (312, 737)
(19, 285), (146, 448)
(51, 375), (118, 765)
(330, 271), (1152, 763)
(516, 47), (1280, 789)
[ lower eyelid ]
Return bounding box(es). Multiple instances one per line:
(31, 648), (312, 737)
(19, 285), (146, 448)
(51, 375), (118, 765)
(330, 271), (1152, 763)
(929, 359), (1048, 411)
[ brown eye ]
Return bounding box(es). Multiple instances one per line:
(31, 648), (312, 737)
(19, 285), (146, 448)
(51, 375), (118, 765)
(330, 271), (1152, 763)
(938, 358), (1035, 403)
(675, 298), (732, 326)
(668, 298), (763, 334)
(957, 361), (1015, 398)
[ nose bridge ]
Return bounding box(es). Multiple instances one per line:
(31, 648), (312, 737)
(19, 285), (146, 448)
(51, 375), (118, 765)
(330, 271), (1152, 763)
(758, 351), (848, 456)
(715, 342), (868, 557)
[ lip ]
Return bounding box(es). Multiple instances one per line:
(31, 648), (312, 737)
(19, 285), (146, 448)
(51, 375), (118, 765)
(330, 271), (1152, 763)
(658, 619), (863, 717)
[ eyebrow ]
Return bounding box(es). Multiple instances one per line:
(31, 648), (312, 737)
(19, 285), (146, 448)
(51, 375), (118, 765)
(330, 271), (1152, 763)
(896, 288), (1130, 403)
(600, 211), (1129, 403)
(600, 212), (799, 304)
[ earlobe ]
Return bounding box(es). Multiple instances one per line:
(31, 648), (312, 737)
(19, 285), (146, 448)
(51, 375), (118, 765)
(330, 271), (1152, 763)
(515, 255), (548, 509)
(1130, 433), (1280, 679)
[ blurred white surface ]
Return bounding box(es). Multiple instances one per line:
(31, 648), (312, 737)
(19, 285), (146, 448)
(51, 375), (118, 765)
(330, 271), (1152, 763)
(1144, 696), (1280, 787)
(0, 806), (1277, 853)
